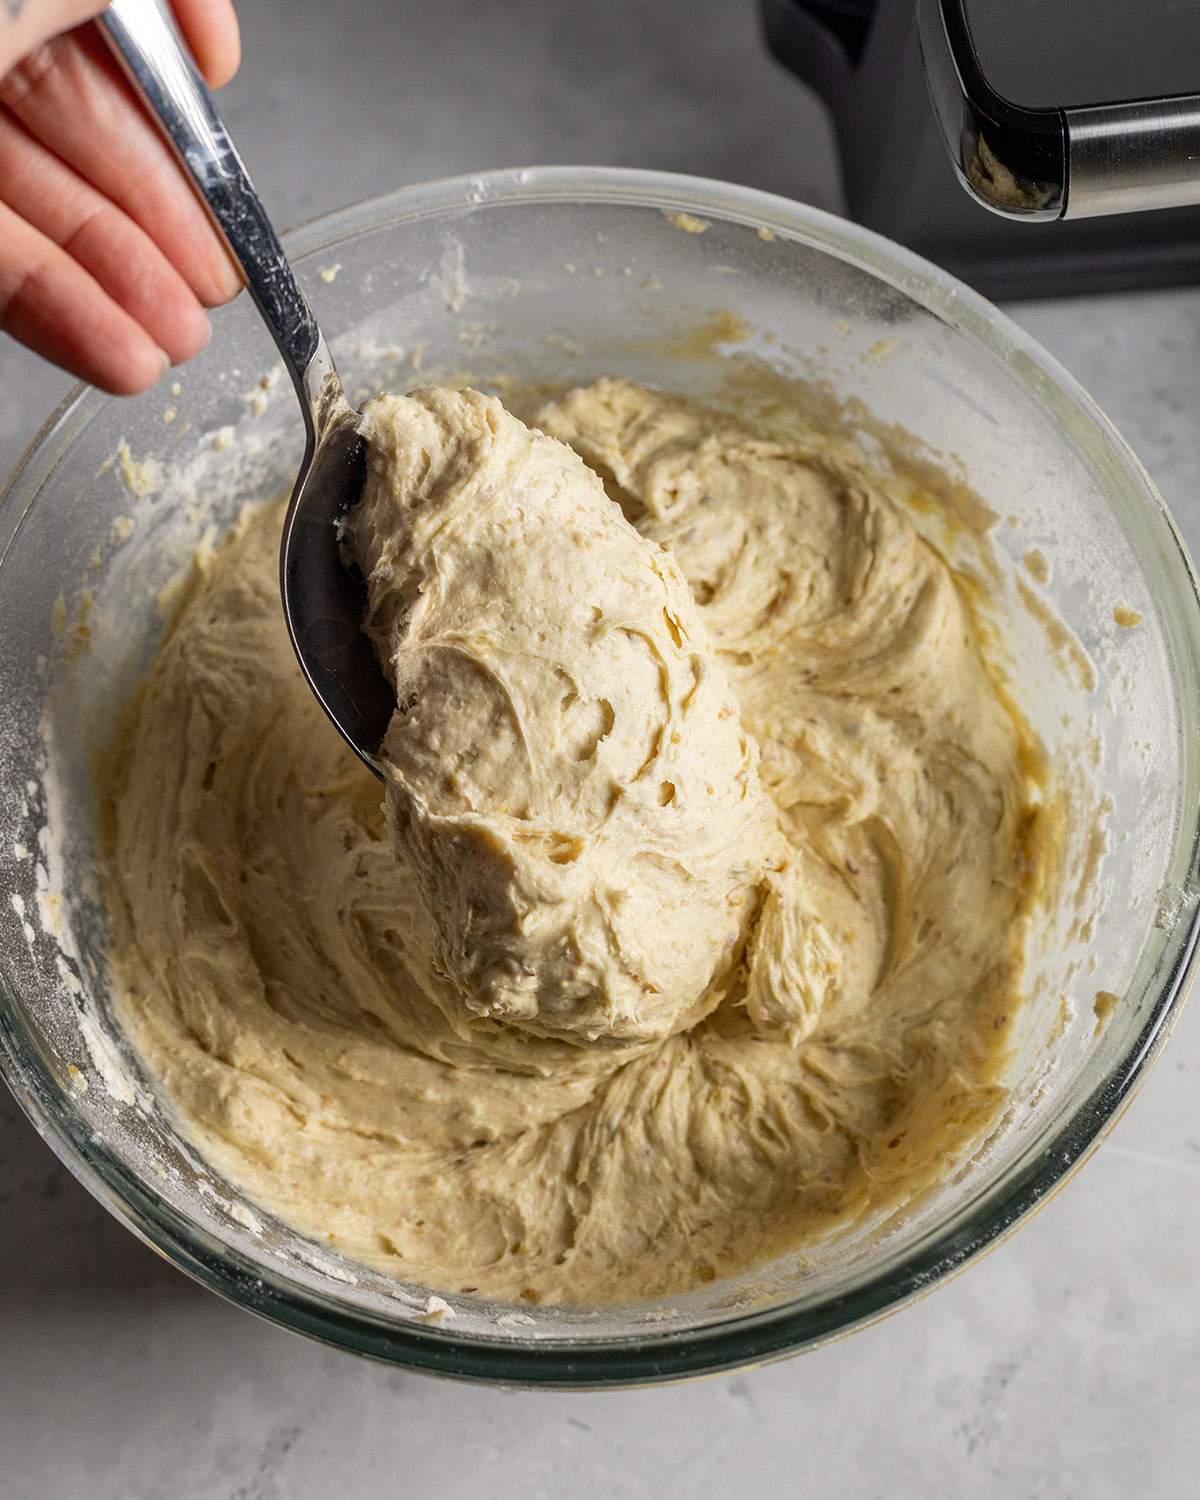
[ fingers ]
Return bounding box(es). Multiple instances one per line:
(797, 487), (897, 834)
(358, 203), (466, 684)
(169, 0), (241, 90)
(0, 2), (243, 393)
(0, 1), (242, 89)
(2, 28), (243, 310)
(0, 198), (171, 394)
(0, 110), (212, 367)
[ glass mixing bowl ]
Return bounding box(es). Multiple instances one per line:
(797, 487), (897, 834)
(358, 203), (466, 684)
(2, 168), (1199, 1387)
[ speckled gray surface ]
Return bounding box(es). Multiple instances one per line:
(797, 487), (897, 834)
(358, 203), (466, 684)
(2, 3), (1199, 1495)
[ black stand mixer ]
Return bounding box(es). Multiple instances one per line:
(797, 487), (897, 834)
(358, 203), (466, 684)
(762, 0), (1200, 296)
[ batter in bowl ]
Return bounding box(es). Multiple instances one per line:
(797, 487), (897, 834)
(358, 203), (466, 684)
(101, 378), (1042, 1304)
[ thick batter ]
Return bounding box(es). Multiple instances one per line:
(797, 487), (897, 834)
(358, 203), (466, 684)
(102, 378), (1039, 1304)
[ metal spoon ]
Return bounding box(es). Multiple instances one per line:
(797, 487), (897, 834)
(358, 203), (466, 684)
(98, 0), (392, 776)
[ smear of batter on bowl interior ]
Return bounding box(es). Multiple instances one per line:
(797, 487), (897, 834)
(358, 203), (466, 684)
(100, 377), (1049, 1305)
(662, 209), (709, 234)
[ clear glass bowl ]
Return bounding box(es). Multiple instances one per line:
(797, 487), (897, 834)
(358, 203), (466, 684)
(2, 168), (1198, 1387)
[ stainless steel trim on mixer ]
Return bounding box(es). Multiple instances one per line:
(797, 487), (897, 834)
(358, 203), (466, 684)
(1065, 98), (1200, 219)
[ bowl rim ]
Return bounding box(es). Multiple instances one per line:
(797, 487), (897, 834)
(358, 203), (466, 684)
(2, 163), (1199, 1388)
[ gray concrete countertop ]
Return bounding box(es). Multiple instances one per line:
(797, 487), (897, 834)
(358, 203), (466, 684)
(2, 3), (1198, 1495)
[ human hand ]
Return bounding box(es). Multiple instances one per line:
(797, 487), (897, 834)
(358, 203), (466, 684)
(0, 0), (241, 393)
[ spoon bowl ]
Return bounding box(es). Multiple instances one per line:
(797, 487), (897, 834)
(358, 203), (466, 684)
(278, 404), (392, 774)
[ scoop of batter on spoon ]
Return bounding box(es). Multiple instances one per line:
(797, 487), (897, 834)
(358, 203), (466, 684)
(347, 388), (777, 1044)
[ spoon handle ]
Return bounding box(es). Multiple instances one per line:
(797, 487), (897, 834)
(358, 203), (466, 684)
(97, 0), (339, 418)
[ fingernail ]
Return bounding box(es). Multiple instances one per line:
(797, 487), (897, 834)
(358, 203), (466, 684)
(157, 347), (171, 377)
(186, 313), (214, 355)
(211, 252), (243, 306)
(170, 312), (212, 367)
